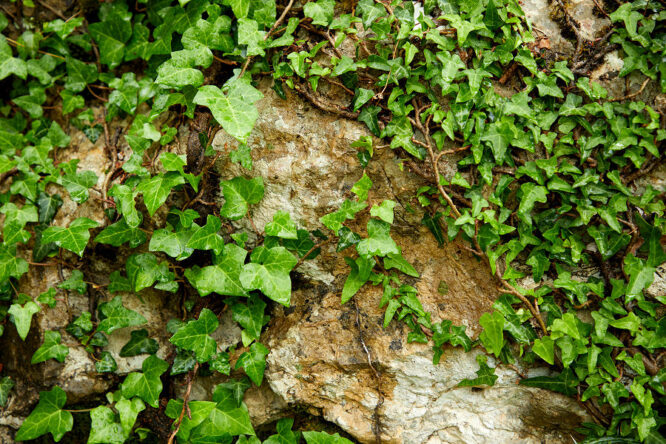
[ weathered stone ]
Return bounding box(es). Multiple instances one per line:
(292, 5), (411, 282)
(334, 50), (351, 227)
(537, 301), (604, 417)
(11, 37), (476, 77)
(211, 81), (591, 443)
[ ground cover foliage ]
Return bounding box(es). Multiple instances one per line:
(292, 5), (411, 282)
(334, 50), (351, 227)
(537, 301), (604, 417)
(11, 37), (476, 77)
(0, 0), (664, 442)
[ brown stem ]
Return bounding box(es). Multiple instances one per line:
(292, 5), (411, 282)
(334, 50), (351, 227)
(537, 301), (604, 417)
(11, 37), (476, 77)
(166, 363), (200, 444)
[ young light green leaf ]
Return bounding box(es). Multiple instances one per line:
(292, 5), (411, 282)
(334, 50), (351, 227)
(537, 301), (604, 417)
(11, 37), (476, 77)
(220, 176), (264, 220)
(137, 172), (185, 216)
(8, 300), (40, 340)
(240, 246), (297, 306)
(356, 219), (399, 258)
(193, 77), (263, 144)
(265, 211), (298, 239)
(95, 217), (147, 248)
(235, 342), (269, 386)
(479, 311), (505, 358)
(370, 199), (396, 224)
(15, 386), (73, 442)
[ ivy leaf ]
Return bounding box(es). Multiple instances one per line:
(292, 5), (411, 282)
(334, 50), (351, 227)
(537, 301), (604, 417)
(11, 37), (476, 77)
(479, 311), (505, 358)
(240, 246), (297, 306)
(193, 77), (263, 144)
(231, 295), (267, 346)
(320, 200), (367, 233)
(351, 173), (373, 202)
(517, 183), (548, 226)
(532, 336), (555, 365)
(458, 354), (498, 387)
(95, 352), (118, 373)
(220, 176), (264, 220)
(60, 161), (98, 204)
(120, 329), (159, 357)
(264, 417), (299, 444)
(58, 269), (87, 294)
(149, 226), (195, 260)
(88, 406), (125, 444)
(36, 192), (62, 224)
(155, 49), (209, 88)
(64, 56), (97, 92)
(31, 330), (69, 364)
(185, 243), (249, 297)
(481, 121), (512, 163)
(41, 217), (99, 257)
(265, 211), (298, 239)
(303, 431), (354, 444)
(370, 200), (396, 224)
(121, 355), (169, 408)
(95, 217), (147, 248)
(187, 215), (225, 254)
(235, 342), (269, 386)
(356, 219), (399, 258)
(137, 172), (185, 216)
(383, 252), (419, 277)
(97, 296), (147, 334)
(126, 253), (172, 292)
(170, 308), (219, 363)
(0, 376), (14, 407)
(8, 300), (40, 340)
(201, 383), (255, 436)
(341, 256), (375, 304)
(519, 368), (578, 396)
(303, 0), (335, 26)
(15, 386), (73, 442)
(215, 378), (251, 408)
(109, 185), (140, 228)
(89, 11), (131, 67)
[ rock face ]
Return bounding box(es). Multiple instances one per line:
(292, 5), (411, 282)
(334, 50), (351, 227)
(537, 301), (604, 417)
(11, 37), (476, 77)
(211, 80), (591, 443)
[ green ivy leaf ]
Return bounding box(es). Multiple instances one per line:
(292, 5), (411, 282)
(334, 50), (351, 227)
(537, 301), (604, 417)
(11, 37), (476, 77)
(185, 243), (249, 297)
(303, 0), (335, 26)
(0, 376), (14, 407)
(193, 77), (263, 144)
(479, 311), (505, 358)
(240, 246), (297, 306)
(120, 329), (159, 357)
(95, 217), (147, 248)
(235, 342), (269, 386)
(303, 431), (354, 444)
(532, 336), (555, 365)
(517, 183), (548, 226)
(187, 215), (225, 254)
(95, 351), (118, 373)
(320, 200), (367, 233)
(149, 226), (195, 260)
(170, 308), (219, 363)
(520, 368), (578, 396)
(220, 176), (265, 220)
(31, 330), (69, 364)
(58, 269), (87, 294)
(341, 256), (375, 304)
(89, 10), (131, 67)
(370, 199), (396, 224)
(121, 355), (169, 408)
(41, 217), (99, 257)
(351, 173), (373, 202)
(458, 354), (498, 387)
(8, 300), (40, 340)
(356, 219), (399, 258)
(15, 386), (73, 442)
(137, 172), (185, 216)
(265, 211), (298, 239)
(126, 253), (172, 292)
(88, 406), (125, 444)
(231, 295), (267, 347)
(97, 296), (147, 334)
